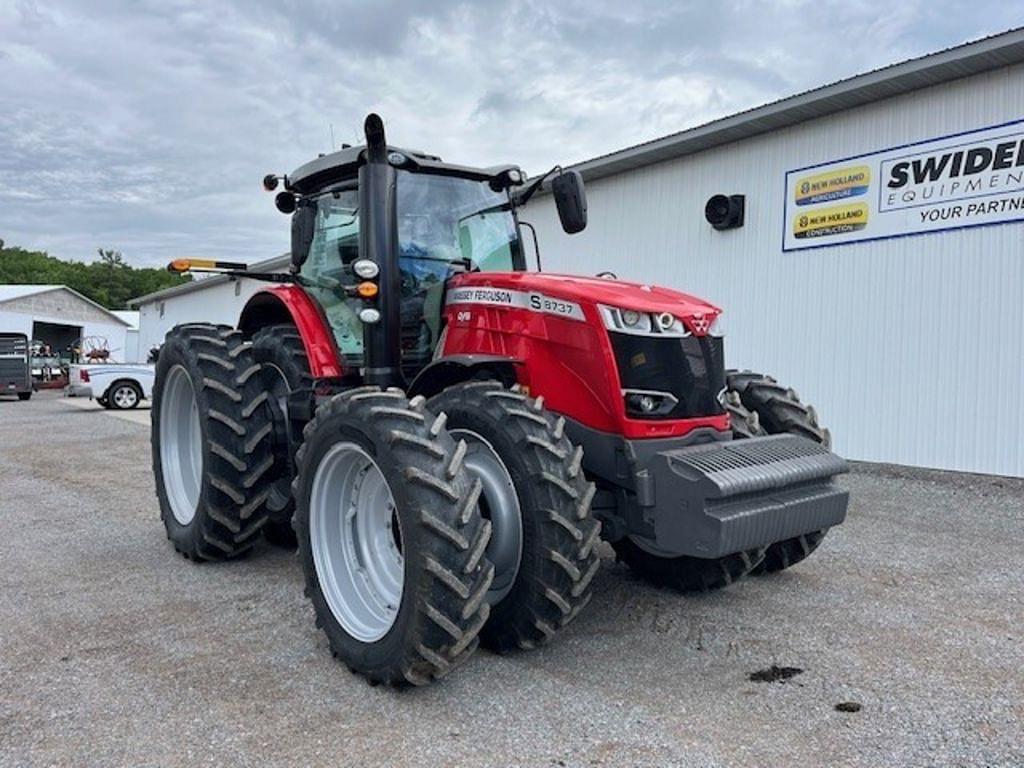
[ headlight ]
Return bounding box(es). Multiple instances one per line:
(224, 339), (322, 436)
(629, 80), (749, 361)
(621, 310), (642, 327)
(656, 312), (688, 336)
(353, 259), (379, 279)
(598, 305), (652, 334)
(623, 389), (679, 417)
(599, 305), (693, 336)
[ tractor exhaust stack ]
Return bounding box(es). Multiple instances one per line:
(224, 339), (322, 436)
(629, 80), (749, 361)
(358, 113), (405, 388)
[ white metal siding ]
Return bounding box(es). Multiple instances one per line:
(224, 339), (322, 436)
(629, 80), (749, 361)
(137, 278), (268, 356)
(524, 64), (1024, 477)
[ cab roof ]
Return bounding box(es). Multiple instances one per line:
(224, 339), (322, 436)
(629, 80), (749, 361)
(287, 144), (521, 195)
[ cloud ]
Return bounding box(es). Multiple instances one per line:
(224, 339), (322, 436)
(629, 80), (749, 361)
(0, 0), (1018, 267)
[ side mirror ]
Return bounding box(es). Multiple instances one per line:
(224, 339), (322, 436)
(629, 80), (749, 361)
(552, 170), (587, 234)
(291, 201), (316, 270)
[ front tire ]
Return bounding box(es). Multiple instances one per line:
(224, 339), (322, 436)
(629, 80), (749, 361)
(612, 539), (765, 592)
(726, 369), (831, 574)
(151, 324), (276, 560)
(428, 381), (601, 653)
(295, 387), (494, 686)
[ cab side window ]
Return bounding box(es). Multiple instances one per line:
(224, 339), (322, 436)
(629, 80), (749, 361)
(301, 189), (365, 363)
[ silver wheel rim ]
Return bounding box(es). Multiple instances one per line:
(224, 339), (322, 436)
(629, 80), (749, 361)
(310, 443), (403, 642)
(113, 385), (138, 408)
(450, 429), (522, 605)
(160, 366), (203, 526)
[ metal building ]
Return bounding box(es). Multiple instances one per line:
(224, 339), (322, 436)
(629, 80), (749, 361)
(0, 285), (133, 362)
(134, 29), (1024, 477)
(522, 30), (1024, 478)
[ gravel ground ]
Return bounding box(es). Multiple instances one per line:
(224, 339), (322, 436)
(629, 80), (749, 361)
(1, 391), (1022, 767)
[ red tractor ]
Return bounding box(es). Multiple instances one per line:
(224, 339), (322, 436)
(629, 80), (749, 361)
(152, 114), (848, 686)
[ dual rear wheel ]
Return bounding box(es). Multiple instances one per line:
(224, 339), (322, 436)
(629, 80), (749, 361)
(153, 325), (598, 684)
(293, 380), (600, 680)
(293, 387), (493, 685)
(152, 324), (276, 560)
(153, 324), (825, 679)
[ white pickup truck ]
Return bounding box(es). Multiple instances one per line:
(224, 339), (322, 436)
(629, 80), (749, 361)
(68, 364), (155, 410)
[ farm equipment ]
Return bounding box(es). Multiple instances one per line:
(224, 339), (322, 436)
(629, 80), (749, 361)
(152, 114), (849, 686)
(77, 336), (113, 364)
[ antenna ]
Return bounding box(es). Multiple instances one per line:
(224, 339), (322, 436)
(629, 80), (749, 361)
(329, 123), (336, 151)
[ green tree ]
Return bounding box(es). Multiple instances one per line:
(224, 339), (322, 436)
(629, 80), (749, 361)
(0, 244), (191, 310)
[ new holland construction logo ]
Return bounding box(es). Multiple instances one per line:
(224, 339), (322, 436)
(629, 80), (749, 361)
(793, 202), (869, 239)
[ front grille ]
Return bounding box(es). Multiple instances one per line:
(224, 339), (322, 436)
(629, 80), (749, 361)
(610, 332), (726, 419)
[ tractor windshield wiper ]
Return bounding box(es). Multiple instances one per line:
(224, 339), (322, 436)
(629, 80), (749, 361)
(400, 252), (476, 272)
(457, 201), (513, 222)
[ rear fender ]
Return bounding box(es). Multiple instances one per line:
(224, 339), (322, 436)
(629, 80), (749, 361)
(407, 355), (521, 399)
(238, 285), (343, 379)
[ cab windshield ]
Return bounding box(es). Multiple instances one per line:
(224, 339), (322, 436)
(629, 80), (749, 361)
(300, 170), (522, 375)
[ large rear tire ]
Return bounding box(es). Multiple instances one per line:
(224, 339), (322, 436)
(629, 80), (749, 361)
(428, 381), (601, 653)
(252, 324), (313, 548)
(294, 387), (494, 686)
(151, 324), (276, 560)
(726, 369), (831, 573)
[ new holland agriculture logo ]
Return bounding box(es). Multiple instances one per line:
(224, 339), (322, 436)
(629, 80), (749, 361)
(793, 202), (869, 239)
(795, 165), (871, 206)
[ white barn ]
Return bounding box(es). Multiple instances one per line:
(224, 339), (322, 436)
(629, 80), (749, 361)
(134, 30), (1024, 477)
(0, 285), (133, 362)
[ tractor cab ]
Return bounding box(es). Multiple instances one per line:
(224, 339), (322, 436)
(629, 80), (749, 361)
(283, 150), (529, 379)
(261, 126), (586, 387)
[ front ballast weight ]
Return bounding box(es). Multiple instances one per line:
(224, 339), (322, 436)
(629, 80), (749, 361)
(634, 435), (849, 559)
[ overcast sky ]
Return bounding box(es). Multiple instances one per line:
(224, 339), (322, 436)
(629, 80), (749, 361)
(0, 1), (1019, 268)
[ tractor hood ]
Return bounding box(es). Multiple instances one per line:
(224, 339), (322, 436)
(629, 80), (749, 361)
(449, 271), (720, 319)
